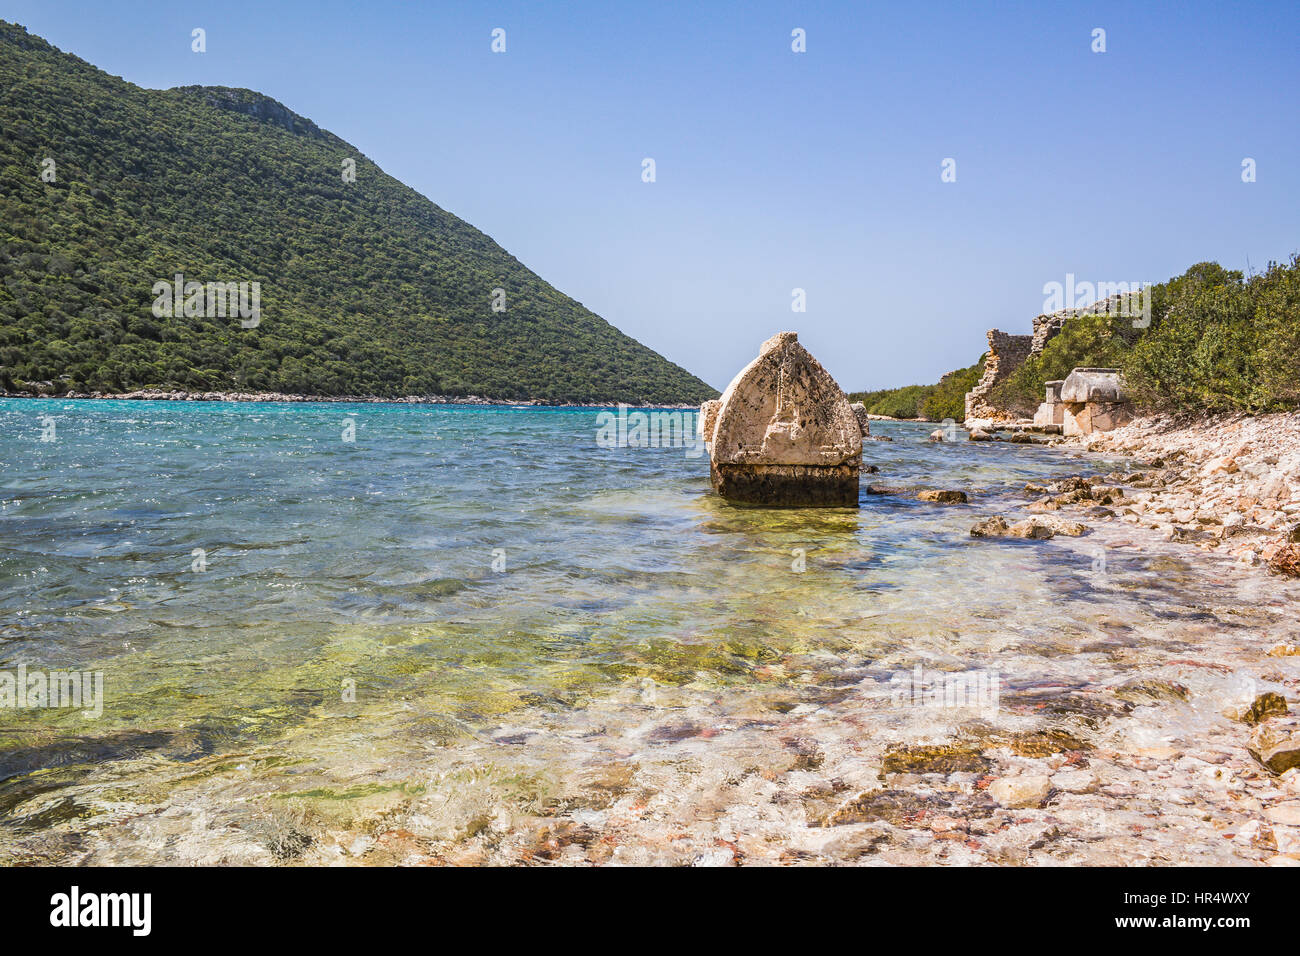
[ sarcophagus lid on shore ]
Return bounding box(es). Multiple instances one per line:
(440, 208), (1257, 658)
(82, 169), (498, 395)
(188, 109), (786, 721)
(699, 332), (865, 506)
(1060, 368), (1127, 404)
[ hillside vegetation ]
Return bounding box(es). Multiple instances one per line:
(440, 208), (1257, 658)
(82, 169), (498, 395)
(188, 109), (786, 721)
(0, 22), (716, 403)
(854, 256), (1300, 422)
(991, 257), (1300, 415)
(849, 358), (983, 422)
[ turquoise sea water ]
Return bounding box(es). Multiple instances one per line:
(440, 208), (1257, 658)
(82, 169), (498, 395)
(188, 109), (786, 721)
(2, 399), (1295, 864)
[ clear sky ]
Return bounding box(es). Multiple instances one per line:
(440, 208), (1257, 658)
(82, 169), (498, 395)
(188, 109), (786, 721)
(5, 0), (1298, 391)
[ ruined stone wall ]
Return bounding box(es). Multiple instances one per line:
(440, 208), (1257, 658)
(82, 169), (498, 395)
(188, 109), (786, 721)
(964, 329), (1033, 422)
(964, 307), (1077, 422)
(963, 293), (1148, 423)
(1031, 310), (1068, 353)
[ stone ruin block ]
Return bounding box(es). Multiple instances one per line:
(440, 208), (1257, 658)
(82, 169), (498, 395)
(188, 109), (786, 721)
(1033, 379), (1065, 426)
(1063, 401), (1133, 436)
(1060, 368), (1126, 404)
(698, 399), (720, 441)
(1059, 368), (1133, 437)
(849, 402), (871, 437)
(1034, 404), (1064, 427)
(699, 332), (863, 506)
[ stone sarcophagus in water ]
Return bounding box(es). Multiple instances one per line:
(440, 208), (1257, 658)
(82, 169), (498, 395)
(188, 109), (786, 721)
(698, 332), (865, 506)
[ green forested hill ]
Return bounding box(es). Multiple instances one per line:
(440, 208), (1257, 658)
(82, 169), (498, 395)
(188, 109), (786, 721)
(0, 22), (716, 403)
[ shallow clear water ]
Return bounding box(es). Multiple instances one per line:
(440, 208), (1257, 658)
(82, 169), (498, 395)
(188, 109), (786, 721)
(2, 399), (1297, 865)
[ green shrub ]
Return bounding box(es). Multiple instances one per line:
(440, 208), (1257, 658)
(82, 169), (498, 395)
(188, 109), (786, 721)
(1254, 256), (1300, 408)
(847, 384), (932, 419)
(919, 357), (984, 421)
(849, 358), (981, 421)
(989, 258), (1300, 417)
(1125, 258), (1300, 413)
(853, 256), (1300, 421)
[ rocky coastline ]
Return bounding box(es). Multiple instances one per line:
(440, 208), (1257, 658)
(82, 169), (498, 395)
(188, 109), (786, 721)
(943, 409), (1300, 575)
(1043, 410), (1300, 575)
(835, 411), (1300, 867)
(947, 410), (1300, 865)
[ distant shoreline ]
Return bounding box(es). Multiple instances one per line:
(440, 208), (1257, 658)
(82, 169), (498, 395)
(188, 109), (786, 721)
(0, 389), (702, 409)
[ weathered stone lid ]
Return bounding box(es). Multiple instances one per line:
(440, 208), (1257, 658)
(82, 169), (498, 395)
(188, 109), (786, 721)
(759, 331), (799, 355)
(1060, 368), (1127, 404)
(706, 332), (860, 466)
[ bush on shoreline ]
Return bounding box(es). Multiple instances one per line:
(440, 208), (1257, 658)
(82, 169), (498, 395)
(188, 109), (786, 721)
(920, 359), (984, 421)
(1127, 257), (1300, 413)
(869, 255), (1300, 421)
(847, 383), (932, 419)
(848, 357), (983, 422)
(1002, 257), (1300, 415)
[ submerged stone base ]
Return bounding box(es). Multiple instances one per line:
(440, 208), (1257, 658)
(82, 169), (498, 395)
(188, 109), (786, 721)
(701, 332), (864, 507)
(1033, 401), (1064, 426)
(1063, 400), (1133, 437)
(710, 462), (859, 507)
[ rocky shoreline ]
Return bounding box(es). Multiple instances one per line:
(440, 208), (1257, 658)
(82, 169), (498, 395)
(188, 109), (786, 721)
(937, 410), (1300, 866)
(944, 410), (1300, 572)
(0, 389), (700, 409)
(1045, 411), (1300, 575)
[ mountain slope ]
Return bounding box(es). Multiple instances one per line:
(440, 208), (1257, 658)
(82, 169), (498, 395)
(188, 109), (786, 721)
(0, 22), (716, 403)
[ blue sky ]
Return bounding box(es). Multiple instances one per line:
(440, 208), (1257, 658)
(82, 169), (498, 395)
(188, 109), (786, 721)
(6, 0), (1298, 391)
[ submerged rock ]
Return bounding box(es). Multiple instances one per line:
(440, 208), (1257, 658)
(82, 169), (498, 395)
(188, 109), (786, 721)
(988, 775), (1052, 808)
(1267, 542), (1300, 577)
(918, 489), (969, 504)
(970, 516), (1009, 537)
(881, 742), (992, 775)
(1235, 692), (1290, 726)
(1040, 516), (1088, 536)
(1248, 717), (1300, 774)
(970, 515), (1059, 540)
(822, 789), (986, 827)
(1013, 515), (1086, 538)
(1051, 769), (1099, 794)
(700, 332), (863, 506)
(1008, 520), (1055, 539)
(1113, 678), (1191, 705)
